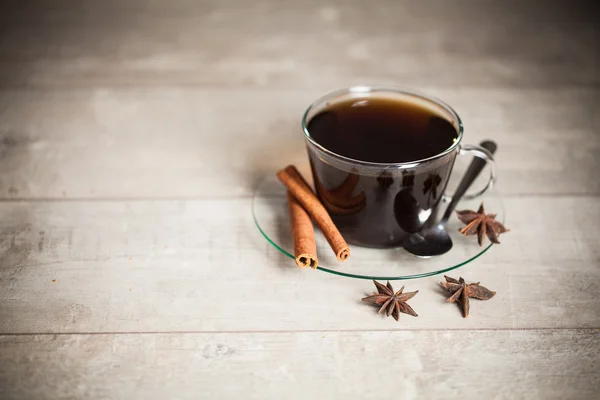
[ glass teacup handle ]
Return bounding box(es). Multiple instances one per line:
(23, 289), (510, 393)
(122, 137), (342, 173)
(444, 141), (497, 207)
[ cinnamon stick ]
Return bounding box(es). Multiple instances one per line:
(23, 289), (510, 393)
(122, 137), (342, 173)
(331, 171), (361, 199)
(277, 165), (350, 262)
(314, 173), (366, 215)
(287, 192), (318, 269)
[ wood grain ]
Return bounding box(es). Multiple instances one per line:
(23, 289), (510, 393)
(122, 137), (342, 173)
(1, 330), (598, 400)
(0, 0), (599, 398)
(0, 88), (598, 199)
(1, 197), (598, 333)
(0, 0), (597, 89)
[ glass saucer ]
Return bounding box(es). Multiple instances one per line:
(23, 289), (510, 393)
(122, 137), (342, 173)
(252, 174), (505, 280)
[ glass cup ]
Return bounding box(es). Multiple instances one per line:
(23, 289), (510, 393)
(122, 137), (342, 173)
(302, 86), (495, 248)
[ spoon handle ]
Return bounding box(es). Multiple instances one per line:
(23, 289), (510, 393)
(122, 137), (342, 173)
(441, 140), (497, 223)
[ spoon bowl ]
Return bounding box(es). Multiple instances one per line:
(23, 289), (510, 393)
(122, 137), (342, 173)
(402, 223), (453, 257)
(403, 140), (497, 257)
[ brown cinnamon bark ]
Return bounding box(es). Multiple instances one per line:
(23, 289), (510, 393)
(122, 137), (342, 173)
(331, 171), (361, 199)
(313, 172), (366, 215)
(277, 165), (350, 262)
(287, 192), (318, 269)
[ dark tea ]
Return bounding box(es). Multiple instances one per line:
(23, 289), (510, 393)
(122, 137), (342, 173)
(306, 95), (460, 247)
(308, 97), (458, 163)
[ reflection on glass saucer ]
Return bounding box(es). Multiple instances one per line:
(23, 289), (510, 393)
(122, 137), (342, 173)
(252, 175), (505, 280)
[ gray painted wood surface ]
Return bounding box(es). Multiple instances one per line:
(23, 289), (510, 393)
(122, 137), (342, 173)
(1, 330), (599, 400)
(0, 0), (599, 399)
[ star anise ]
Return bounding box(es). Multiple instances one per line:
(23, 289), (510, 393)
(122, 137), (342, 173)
(402, 171), (415, 187)
(456, 202), (509, 246)
(440, 275), (496, 317)
(362, 280), (418, 321)
(423, 173), (442, 198)
(376, 171), (394, 190)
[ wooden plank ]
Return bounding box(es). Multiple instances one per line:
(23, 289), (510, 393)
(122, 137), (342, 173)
(1, 88), (598, 199)
(0, 1), (597, 398)
(0, 329), (598, 399)
(0, 0), (597, 89)
(1, 196), (598, 333)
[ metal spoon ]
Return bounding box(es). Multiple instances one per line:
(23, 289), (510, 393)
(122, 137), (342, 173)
(402, 140), (497, 257)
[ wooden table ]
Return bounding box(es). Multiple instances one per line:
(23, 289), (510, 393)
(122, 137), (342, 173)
(1, 1), (598, 398)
